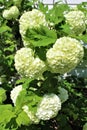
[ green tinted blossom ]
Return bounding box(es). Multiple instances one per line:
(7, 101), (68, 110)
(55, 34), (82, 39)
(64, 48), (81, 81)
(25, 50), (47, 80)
(46, 37), (84, 74)
(14, 48), (46, 79)
(10, 85), (23, 106)
(22, 105), (40, 124)
(3, 6), (19, 20)
(36, 94), (61, 120)
(64, 10), (86, 35)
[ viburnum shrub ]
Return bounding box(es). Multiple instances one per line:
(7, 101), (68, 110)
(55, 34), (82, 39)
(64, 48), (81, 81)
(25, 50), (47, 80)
(0, 0), (87, 130)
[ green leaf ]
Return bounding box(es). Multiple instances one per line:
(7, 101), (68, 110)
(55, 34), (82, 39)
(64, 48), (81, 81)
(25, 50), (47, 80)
(0, 105), (15, 124)
(0, 25), (11, 33)
(5, 118), (18, 130)
(83, 123), (87, 130)
(75, 34), (87, 43)
(61, 23), (71, 35)
(47, 3), (70, 24)
(0, 124), (9, 130)
(16, 78), (33, 89)
(16, 90), (42, 113)
(0, 0), (4, 4)
(16, 90), (27, 108)
(27, 91), (42, 113)
(0, 88), (6, 104)
(35, 47), (47, 61)
(25, 26), (57, 47)
(0, 104), (13, 111)
(77, 2), (87, 15)
(38, 2), (48, 15)
(16, 78), (26, 85)
(22, 78), (34, 89)
(16, 111), (31, 126)
(58, 87), (68, 103)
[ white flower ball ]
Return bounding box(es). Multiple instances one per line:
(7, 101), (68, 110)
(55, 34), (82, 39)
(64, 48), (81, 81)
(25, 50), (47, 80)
(29, 57), (47, 79)
(14, 47), (46, 79)
(46, 37), (84, 74)
(14, 47), (34, 77)
(19, 9), (47, 36)
(64, 10), (86, 35)
(36, 94), (61, 120)
(22, 105), (40, 124)
(3, 6), (19, 20)
(2, 10), (10, 20)
(10, 85), (22, 105)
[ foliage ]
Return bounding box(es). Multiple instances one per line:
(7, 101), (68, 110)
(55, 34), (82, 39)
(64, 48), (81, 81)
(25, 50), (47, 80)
(0, 0), (87, 130)
(25, 26), (57, 47)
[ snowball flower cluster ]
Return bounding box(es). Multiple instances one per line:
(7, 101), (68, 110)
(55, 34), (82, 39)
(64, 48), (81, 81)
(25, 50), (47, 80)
(3, 6), (19, 20)
(14, 48), (46, 79)
(46, 37), (84, 74)
(36, 94), (61, 120)
(19, 9), (47, 37)
(22, 105), (40, 124)
(64, 10), (86, 35)
(10, 85), (23, 106)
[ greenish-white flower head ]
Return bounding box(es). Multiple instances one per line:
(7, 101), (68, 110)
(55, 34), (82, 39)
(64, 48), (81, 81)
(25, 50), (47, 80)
(10, 85), (23, 106)
(36, 94), (61, 120)
(14, 48), (46, 79)
(46, 37), (84, 74)
(83, 123), (87, 130)
(64, 10), (86, 35)
(19, 9), (47, 36)
(22, 105), (40, 124)
(3, 6), (19, 20)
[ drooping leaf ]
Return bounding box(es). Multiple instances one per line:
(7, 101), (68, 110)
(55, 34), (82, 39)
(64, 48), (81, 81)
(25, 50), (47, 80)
(0, 88), (6, 104)
(16, 90), (27, 108)
(0, 105), (15, 124)
(25, 26), (57, 47)
(75, 34), (87, 43)
(16, 111), (31, 126)
(47, 3), (70, 24)
(61, 23), (71, 35)
(0, 25), (11, 33)
(38, 2), (48, 15)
